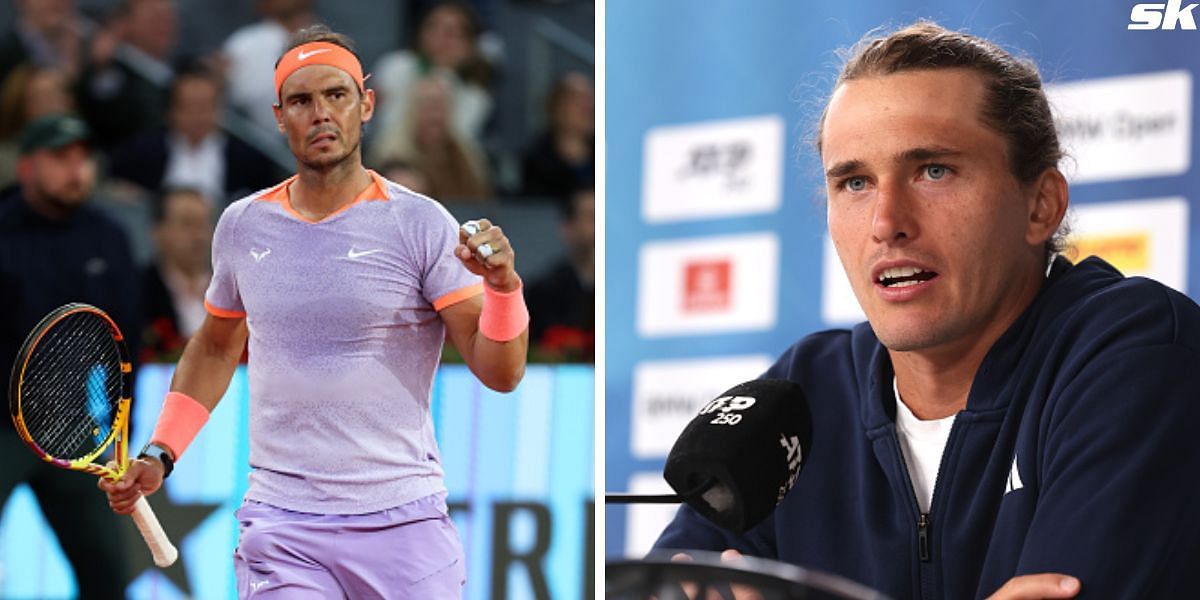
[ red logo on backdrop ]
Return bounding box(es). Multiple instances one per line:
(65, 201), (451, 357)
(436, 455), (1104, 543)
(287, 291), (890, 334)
(683, 259), (732, 312)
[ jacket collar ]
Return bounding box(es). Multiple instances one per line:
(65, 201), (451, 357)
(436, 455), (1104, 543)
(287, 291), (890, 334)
(852, 255), (1124, 429)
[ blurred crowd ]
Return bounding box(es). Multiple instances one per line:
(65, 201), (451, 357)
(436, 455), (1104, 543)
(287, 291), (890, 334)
(0, 0), (595, 365)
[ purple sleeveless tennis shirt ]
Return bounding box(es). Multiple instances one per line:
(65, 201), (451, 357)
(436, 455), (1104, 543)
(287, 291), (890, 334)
(205, 170), (482, 514)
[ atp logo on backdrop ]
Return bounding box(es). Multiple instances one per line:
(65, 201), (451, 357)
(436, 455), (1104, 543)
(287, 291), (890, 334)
(678, 142), (751, 189)
(1129, 1), (1199, 29)
(642, 115), (784, 223)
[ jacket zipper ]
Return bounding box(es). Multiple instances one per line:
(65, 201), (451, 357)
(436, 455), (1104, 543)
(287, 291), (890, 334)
(891, 432), (933, 563)
(918, 513), (931, 561)
(890, 380), (964, 599)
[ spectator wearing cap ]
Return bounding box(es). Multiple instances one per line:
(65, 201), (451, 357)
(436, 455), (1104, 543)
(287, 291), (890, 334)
(0, 113), (138, 597)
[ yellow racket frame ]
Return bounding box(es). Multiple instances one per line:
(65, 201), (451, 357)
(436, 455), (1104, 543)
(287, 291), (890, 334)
(9, 303), (135, 479)
(8, 303), (178, 567)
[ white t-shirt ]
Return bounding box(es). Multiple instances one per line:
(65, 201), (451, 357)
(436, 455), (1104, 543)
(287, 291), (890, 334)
(223, 20), (289, 135)
(893, 377), (956, 514)
(163, 131), (225, 204)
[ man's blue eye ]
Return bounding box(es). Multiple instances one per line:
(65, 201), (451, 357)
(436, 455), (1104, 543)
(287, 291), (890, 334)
(926, 165), (947, 180)
(846, 177), (867, 191)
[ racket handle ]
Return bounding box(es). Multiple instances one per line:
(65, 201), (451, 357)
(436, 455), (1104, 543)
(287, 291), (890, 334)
(131, 495), (179, 567)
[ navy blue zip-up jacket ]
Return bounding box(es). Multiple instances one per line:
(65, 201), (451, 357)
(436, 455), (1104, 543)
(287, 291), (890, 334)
(654, 256), (1200, 598)
(0, 188), (142, 407)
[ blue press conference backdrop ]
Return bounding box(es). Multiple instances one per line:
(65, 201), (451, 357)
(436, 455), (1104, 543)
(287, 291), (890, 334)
(606, 0), (1200, 555)
(0, 364), (593, 599)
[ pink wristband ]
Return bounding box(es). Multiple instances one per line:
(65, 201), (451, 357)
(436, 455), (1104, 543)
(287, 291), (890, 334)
(149, 391), (210, 459)
(479, 280), (530, 342)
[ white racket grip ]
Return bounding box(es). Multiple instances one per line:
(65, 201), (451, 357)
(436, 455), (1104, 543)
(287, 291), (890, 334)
(131, 495), (179, 567)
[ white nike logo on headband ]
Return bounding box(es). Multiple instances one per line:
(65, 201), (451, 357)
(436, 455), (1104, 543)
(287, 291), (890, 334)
(297, 48), (331, 61)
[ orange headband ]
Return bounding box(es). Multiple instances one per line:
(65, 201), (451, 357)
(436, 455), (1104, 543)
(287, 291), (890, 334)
(274, 41), (365, 100)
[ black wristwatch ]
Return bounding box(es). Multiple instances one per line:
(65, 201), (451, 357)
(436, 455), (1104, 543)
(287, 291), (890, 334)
(137, 442), (175, 479)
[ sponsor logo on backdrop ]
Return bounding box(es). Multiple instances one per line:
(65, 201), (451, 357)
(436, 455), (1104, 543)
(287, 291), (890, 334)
(642, 115), (784, 223)
(631, 355), (775, 458)
(1129, 1), (1199, 29)
(1068, 233), (1150, 273)
(638, 233), (779, 336)
(1066, 198), (1188, 292)
(683, 260), (733, 312)
(1047, 71), (1191, 184)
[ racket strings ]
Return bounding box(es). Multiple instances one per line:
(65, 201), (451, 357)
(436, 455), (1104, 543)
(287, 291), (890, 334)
(19, 313), (123, 460)
(25, 322), (119, 456)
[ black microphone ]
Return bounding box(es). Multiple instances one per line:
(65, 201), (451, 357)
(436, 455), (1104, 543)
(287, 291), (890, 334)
(663, 379), (812, 534)
(606, 379), (813, 534)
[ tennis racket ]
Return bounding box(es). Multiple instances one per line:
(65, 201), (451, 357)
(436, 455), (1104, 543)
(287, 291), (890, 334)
(8, 303), (178, 567)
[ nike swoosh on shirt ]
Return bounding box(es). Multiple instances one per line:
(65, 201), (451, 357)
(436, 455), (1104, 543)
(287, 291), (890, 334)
(347, 248), (383, 259)
(297, 48), (331, 61)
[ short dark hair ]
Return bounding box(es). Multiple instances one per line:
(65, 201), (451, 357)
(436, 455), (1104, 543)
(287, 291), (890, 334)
(416, 1), (482, 41)
(168, 64), (223, 109)
(561, 186), (594, 221)
(545, 71), (592, 120)
(152, 187), (208, 224)
(818, 21), (1068, 258)
(414, 1), (492, 87)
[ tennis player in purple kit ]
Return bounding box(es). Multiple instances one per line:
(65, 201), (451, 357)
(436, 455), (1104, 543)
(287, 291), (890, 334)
(98, 26), (529, 598)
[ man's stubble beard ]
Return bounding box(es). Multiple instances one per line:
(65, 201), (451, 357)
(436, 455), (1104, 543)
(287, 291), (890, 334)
(875, 328), (948, 353)
(299, 132), (363, 173)
(859, 290), (962, 354)
(30, 177), (90, 218)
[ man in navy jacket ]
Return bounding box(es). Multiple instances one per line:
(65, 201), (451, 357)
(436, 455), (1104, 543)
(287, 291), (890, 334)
(0, 114), (138, 596)
(106, 66), (283, 206)
(654, 22), (1200, 599)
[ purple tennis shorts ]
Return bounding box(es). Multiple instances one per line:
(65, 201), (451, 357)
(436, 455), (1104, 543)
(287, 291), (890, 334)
(233, 493), (465, 598)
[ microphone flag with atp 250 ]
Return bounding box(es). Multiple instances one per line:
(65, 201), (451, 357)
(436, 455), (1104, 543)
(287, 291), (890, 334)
(663, 379), (813, 535)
